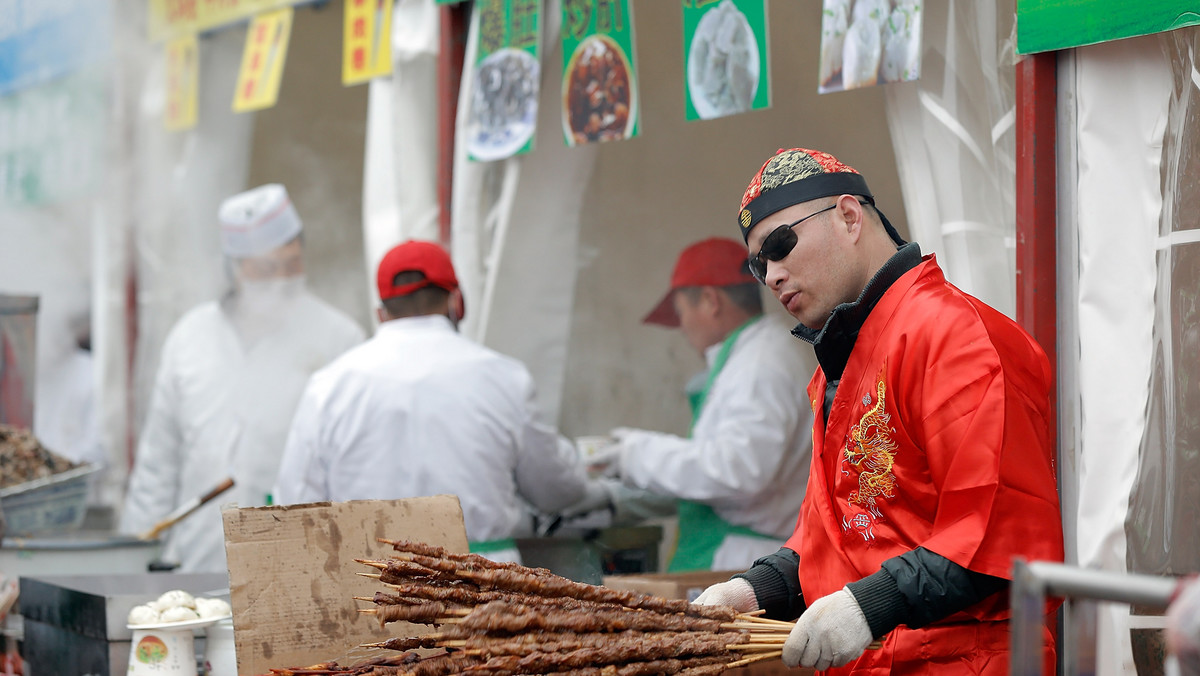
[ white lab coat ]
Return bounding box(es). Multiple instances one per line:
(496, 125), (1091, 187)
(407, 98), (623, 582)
(616, 315), (816, 570)
(274, 315), (590, 555)
(120, 292), (364, 573)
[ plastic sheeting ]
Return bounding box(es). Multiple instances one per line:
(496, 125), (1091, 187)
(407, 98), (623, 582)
(1126, 27), (1200, 582)
(361, 0), (441, 312)
(1072, 33), (1172, 675)
(883, 0), (1017, 316)
(451, 0), (598, 424)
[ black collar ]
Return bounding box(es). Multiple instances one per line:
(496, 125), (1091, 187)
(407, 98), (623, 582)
(791, 242), (922, 381)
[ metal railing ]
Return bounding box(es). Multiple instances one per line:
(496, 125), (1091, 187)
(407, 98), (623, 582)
(1010, 559), (1181, 675)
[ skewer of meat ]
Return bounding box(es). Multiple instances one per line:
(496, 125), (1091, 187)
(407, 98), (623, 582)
(446, 630), (746, 658)
(379, 539), (554, 577)
(360, 557), (734, 622)
(363, 585), (627, 614)
(467, 654), (728, 676)
(456, 601), (724, 634)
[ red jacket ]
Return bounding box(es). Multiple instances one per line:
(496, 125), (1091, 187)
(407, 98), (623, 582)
(785, 255), (1063, 674)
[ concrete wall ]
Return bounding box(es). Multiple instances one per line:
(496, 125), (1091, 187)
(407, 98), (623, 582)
(558, 0), (908, 438)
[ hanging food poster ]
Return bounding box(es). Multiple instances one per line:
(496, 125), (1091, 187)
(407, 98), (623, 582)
(818, 0), (922, 94)
(467, 0), (542, 161)
(683, 0), (770, 121)
(561, 0), (639, 146)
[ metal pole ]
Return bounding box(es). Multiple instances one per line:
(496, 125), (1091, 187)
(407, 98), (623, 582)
(1026, 561), (1177, 609)
(1011, 559), (1180, 675)
(1012, 559), (1050, 676)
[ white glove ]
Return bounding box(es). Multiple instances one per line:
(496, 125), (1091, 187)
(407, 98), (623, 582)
(560, 480), (615, 519)
(692, 578), (759, 613)
(782, 587), (874, 670)
(585, 428), (638, 478)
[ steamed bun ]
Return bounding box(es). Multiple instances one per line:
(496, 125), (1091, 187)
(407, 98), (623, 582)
(160, 606), (201, 623)
(195, 597), (232, 619)
(127, 604), (161, 626)
(156, 589), (196, 610)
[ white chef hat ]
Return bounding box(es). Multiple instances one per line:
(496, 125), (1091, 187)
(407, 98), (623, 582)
(217, 184), (303, 258)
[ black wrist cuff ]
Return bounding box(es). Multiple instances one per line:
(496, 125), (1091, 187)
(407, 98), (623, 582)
(735, 565), (799, 620)
(846, 569), (908, 639)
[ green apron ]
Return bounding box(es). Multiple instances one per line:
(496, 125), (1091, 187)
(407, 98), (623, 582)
(469, 537), (518, 555)
(668, 316), (776, 572)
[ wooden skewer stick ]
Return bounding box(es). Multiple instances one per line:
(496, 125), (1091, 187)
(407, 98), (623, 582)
(352, 596), (375, 603)
(356, 559), (388, 570)
(438, 640), (468, 648)
(728, 643), (789, 652)
(733, 614), (796, 627)
(356, 572), (383, 579)
(725, 650), (783, 668)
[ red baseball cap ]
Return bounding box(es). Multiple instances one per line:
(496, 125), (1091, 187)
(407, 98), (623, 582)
(643, 237), (757, 327)
(376, 240), (460, 300)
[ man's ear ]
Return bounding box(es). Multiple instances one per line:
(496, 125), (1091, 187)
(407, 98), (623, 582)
(838, 194), (866, 241)
(449, 288), (466, 322)
(376, 306), (389, 324)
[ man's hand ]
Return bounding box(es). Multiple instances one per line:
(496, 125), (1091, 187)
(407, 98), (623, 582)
(693, 578), (759, 613)
(559, 480), (615, 519)
(782, 587), (873, 670)
(584, 428), (637, 479)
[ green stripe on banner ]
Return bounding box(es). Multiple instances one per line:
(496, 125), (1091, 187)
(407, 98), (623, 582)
(1018, 0), (1200, 54)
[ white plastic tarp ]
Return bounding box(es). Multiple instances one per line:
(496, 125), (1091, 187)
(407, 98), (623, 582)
(450, 0), (598, 423)
(362, 0), (442, 312)
(1072, 34), (1172, 674)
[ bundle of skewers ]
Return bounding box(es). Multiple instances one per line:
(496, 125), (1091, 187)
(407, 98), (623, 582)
(313, 539), (797, 675)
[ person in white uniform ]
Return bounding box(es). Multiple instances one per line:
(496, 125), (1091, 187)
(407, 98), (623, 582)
(595, 237), (816, 572)
(274, 240), (609, 563)
(120, 184), (365, 573)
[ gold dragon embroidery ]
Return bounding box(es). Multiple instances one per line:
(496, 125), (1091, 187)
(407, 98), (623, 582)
(845, 365), (898, 506)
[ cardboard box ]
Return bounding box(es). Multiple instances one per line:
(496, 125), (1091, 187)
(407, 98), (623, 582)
(603, 572), (813, 676)
(223, 495), (468, 676)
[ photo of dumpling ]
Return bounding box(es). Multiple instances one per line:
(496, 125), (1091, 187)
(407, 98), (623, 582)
(818, 0), (923, 93)
(819, 0), (849, 88)
(687, 0), (761, 119)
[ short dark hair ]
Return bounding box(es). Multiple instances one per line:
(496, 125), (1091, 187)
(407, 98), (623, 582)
(678, 282), (763, 316)
(381, 270), (450, 319)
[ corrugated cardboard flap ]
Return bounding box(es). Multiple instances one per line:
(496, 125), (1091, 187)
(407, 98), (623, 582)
(223, 495), (468, 675)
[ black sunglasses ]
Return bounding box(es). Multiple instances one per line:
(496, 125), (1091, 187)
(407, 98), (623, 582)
(747, 204), (838, 284)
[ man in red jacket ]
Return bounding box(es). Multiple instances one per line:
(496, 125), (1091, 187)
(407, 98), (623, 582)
(694, 148), (1064, 673)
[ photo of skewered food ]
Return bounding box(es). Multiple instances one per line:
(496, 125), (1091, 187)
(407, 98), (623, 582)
(265, 539), (798, 675)
(563, 35), (635, 146)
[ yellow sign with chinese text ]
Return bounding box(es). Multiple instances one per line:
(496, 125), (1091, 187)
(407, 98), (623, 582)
(232, 7), (293, 112)
(148, 0), (298, 42)
(343, 0), (394, 85)
(165, 35), (199, 130)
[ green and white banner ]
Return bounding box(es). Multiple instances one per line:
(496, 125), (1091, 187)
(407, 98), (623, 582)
(466, 0), (542, 162)
(1018, 0), (1200, 54)
(560, 0), (640, 146)
(682, 0), (770, 121)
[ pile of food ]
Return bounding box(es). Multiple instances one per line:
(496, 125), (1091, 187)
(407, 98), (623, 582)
(0, 424), (77, 488)
(564, 35), (633, 145)
(128, 589), (232, 626)
(268, 540), (793, 676)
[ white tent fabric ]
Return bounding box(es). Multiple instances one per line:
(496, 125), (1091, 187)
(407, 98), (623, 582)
(883, 0), (1016, 316)
(450, 0), (598, 423)
(362, 0), (441, 313)
(1072, 35), (1171, 674)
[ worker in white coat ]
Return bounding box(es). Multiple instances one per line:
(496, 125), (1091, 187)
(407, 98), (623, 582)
(592, 238), (816, 572)
(120, 184), (365, 573)
(275, 240), (609, 563)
